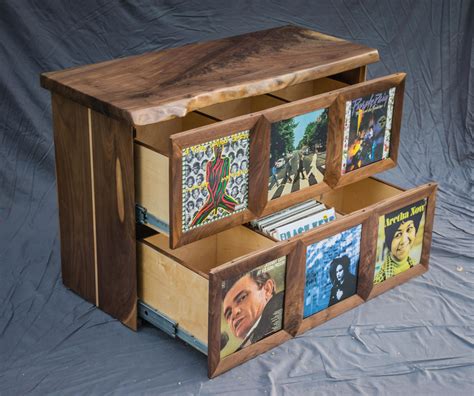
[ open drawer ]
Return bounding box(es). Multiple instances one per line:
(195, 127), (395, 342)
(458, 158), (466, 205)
(137, 177), (437, 378)
(135, 73), (406, 248)
(138, 224), (300, 378)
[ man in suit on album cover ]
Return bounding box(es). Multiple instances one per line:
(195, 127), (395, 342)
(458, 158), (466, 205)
(221, 269), (284, 354)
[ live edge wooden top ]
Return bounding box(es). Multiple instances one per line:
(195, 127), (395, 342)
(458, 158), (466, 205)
(40, 25), (379, 126)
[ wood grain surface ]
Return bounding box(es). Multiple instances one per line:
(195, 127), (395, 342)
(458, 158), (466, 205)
(90, 110), (137, 329)
(51, 94), (96, 304)
(41, 25), (379, 126)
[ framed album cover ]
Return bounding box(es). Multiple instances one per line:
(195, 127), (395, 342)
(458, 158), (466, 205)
(208, 240), (300, 378)
(367, 183), (437, 299)
(256, 93), (336, 216)
(291, 210), (376, 335)
(325, 73), (406, 189)
(169, 114), (267, 248)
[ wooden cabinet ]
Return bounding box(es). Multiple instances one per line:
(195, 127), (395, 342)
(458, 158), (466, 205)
(41, 25), (436, 377)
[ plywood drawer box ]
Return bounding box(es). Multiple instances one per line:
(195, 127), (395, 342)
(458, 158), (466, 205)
(40, 25), (436, 377)
(137, 177), (436, 377)
(134, 70), (405, 248)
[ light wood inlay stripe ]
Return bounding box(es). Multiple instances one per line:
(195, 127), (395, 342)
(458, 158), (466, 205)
(88, 108), (99, 307)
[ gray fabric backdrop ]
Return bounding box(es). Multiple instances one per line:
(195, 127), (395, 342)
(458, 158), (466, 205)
(1, 0), (473, 394)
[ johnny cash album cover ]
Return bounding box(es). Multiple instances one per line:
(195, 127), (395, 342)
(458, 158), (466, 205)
(219, 257), (287, 358)
(181, 131), (250, 232)
(341, 88), (396, 173)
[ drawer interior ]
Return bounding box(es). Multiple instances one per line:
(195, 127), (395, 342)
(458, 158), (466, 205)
(197, 94), (287, 120)
(320, 178), (404, 214)
(198, 77), (349, 120)
(134, 112), (217, 156)
(133, 73), (358, 238)
(134, 112), (219, 232)
(270, 77), (348, 102)
(138, 226), (277, 347)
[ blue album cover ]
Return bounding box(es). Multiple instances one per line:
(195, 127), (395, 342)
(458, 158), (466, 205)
(304, 224), (362, 318)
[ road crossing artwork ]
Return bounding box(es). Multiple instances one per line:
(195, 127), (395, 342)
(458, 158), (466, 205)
(268, 109), (328, 200)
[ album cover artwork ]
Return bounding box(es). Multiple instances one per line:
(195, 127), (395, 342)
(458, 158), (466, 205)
(303, 225), (362, 318)
(374, 199), (427, 284)
(268, 109), (328, 200)
(182, 131), (250, 232)
(341, 87), (396, 173)
(220, 257), (287, 358)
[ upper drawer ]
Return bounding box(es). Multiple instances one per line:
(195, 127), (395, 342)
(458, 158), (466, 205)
(135, 73), (406, 248)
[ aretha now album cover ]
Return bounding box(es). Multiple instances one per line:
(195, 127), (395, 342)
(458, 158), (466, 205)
(374, 199), (427, 284)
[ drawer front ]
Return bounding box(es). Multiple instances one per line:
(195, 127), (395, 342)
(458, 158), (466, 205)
(325, 73), (406, 188)
(169, 115), (266, 248)
(165, 74), (406, 247)
(367, 182), (437, 299)
(292, 179), (437, 335)
(138, 179), (437, 378)
(208, 239), (299, 378)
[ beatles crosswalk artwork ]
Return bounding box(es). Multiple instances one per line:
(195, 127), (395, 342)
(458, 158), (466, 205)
(268, 151), (326, 200)
(268, 109), (328, 200)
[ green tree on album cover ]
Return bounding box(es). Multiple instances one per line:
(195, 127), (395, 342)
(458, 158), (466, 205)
(297, 110), (328, 151)
(268, 109), (328, 201)
(270, 118), (297, 167)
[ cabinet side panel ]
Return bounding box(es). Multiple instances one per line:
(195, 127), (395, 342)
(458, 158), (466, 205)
(51, 94), (96, 304)
(90, 110), (137, 329)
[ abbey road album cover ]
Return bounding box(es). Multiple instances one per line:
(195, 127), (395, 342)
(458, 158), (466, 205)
(268, 109), (328, 200)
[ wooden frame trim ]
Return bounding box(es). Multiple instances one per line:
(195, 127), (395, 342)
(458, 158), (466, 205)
(367, 183), (438, 299)
(292, 210), (374, 336)
(208, 240), (298, 378)
(169, 114), (266, 248)
(325, 73), (406, 189)
(259, 92), (338, 216)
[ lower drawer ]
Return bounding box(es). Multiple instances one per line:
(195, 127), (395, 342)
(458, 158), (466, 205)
(137, 177), (437, 378)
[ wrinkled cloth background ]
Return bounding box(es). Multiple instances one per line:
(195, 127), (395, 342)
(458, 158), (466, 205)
(1, 0), (473, 394)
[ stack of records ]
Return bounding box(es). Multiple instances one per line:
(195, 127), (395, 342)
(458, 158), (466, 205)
(250, 200), (336, 241)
